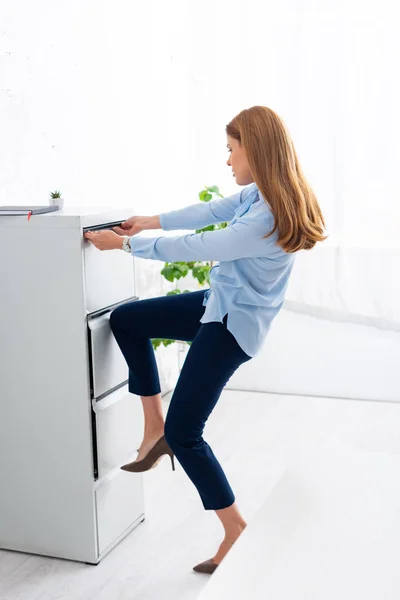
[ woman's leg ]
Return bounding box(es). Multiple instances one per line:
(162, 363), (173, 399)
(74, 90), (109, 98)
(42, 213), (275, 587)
(109, 290), (207, 458)
(213, 503), (247, 564)
(163, 315), (252, 563)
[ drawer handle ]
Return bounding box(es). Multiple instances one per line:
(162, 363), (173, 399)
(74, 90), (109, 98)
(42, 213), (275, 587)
(83, 221), (124, 233)
(92, 385), (129, 412)
(87, 295), (138, 320)
(93, 454), (138, 489)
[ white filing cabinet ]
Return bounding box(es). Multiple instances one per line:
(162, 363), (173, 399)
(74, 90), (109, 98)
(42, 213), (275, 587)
(0, 207), (145, 564)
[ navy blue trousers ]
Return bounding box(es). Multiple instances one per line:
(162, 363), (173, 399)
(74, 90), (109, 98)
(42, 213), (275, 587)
(109, 289), (252, 510)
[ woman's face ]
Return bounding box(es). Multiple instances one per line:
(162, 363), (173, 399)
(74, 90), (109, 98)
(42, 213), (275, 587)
(226, 135), (254, 185)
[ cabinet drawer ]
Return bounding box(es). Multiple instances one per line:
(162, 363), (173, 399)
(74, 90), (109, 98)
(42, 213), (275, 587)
(93, 386), (143, 479)
(88, 309), (132, 399)
(95, 469), (144, 555)
(83, 225), (135, 314)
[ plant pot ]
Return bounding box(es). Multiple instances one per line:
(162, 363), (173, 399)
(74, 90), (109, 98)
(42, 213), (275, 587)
(50, 197), (64, 210)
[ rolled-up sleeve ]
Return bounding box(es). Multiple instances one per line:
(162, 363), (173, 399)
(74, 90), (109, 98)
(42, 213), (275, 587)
(130, 209), (274, 262)
(159, 189), (247, 231)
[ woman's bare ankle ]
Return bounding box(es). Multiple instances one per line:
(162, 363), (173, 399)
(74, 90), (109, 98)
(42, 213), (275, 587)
(143, 424), (164, 441)
(213, 525), (246, 564)
(140, 394), (164, 441)
(224, 521), (247, 540)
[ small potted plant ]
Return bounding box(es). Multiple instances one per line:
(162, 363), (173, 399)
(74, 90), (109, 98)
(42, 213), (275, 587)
(49, 190), (64, 210)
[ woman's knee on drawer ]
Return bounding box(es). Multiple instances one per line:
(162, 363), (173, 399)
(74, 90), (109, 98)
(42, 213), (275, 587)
(109, 302), (141, 334)
(109, 304), (126, 333)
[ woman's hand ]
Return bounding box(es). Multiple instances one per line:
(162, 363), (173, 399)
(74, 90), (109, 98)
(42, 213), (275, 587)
(84, 229), (124, 251)
(113, 215), (161, 236)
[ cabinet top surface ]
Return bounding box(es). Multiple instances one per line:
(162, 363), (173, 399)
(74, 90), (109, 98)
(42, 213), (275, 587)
(0, 207), (135, 229)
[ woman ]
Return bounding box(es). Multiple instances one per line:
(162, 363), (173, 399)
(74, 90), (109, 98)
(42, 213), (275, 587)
(84, 105), (327, 574)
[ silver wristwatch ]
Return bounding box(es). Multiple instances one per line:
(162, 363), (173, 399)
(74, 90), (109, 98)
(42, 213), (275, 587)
(122, 236), (131, 253)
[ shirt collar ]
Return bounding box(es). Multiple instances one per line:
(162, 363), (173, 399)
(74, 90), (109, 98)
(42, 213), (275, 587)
(252, 182), (270, 207)
(250, 182), (262, 204)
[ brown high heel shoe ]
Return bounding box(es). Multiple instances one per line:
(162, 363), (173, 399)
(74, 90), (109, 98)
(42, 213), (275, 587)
(134, 447), (161, 470)
(121, 435), (175, 472)
(192, 558), (219, 574)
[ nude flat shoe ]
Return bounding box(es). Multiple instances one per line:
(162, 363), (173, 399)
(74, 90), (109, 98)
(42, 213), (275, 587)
(193, 558), (219, 574)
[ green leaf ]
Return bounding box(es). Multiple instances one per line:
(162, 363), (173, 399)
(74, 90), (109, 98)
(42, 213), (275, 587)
(151, 337), (176, 350)
(198, 185), (225, 202)
(195, 224), (215, 233)
(160, 268), (175, 282)
(206, 185), (224, 198)
(198, 190), (208, 201)
(206, 185), (219, 194)
(198, 190), (212, 202)
(191, 263), (210, 285)
(161, 262), (190, 282)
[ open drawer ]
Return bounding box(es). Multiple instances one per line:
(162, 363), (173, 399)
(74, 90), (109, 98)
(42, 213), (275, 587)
(87, 296), (138, 399)
(88, 310), (127, 400)
(83, 221), (136, 314)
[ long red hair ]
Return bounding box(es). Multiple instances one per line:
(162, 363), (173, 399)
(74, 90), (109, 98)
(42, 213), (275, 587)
(226, 106), (327, 252)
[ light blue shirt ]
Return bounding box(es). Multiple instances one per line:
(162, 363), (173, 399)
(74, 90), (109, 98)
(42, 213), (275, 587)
(129, 182), (295, 357)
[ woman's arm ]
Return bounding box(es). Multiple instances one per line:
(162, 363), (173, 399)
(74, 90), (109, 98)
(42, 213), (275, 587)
(141, 215), (162, 230)
(159, 185), (254, 231)
(129, 206), (275, 262)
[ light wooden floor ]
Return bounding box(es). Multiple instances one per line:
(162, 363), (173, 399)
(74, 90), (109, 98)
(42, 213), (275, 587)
(1, 389), (400, 600)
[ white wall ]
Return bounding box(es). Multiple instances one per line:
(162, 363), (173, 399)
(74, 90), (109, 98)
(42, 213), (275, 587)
(0, 0), (243, 214)
(2, 0), (399, 396)
(2, 1), (398, 238)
